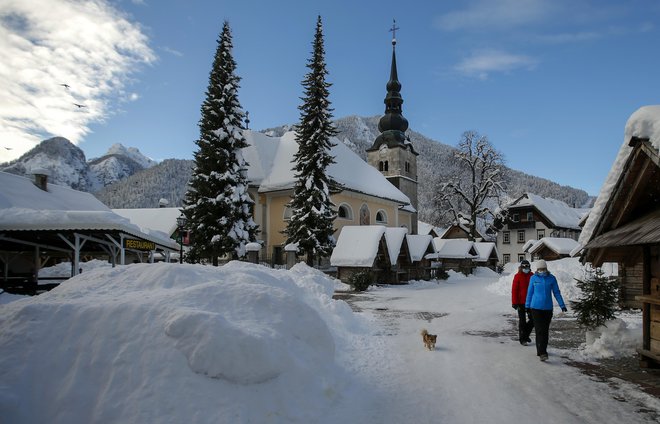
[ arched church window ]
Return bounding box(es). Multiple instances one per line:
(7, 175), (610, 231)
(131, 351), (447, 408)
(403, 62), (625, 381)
(375, 210), (387, 224)
(379, 161), (384, 171)
(338, 203), (353, 220)
(384, 161), (389, 172)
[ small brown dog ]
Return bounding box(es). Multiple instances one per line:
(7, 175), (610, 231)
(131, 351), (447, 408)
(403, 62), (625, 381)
(421, 329), (437, 351)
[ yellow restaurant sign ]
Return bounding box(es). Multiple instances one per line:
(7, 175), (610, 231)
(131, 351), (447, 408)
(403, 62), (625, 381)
(123, 238), (156, 251)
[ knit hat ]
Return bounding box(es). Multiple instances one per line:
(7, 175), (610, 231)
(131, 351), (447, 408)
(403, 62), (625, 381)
(536, 259), (547, 270)
(520, 259), (530, 267)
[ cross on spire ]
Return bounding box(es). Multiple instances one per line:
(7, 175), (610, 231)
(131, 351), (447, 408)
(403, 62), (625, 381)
(389, 19), (399, 46)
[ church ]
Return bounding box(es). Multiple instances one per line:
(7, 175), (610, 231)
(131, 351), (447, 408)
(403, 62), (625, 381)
(243, 31), (419, 264)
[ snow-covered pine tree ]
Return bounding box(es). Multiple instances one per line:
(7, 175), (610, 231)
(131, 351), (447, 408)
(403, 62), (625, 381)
(183, 21), (257, 265)
(286, 16), (341, 266)
(571, 268), (619, 330)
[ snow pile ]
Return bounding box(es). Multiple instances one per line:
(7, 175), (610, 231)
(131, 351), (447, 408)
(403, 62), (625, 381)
(39, 259), (112, 278)
(0, 261), (364, 423)
(577, 318), (641, 360)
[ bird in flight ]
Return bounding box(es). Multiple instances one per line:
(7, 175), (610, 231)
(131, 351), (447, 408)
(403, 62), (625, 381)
(3, 147), (12, 150)
(60, 83), (70, 89)
(73, 103), (87, 108)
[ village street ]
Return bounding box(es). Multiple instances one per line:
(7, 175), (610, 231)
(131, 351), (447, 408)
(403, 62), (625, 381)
(329, 272), (660, 424)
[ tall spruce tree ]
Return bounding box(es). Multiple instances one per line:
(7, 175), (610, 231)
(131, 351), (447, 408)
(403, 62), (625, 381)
(183, 21), (257, 265)
(286, 16), (340, 266)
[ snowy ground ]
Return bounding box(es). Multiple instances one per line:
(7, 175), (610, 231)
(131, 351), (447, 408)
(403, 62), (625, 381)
(0, 259), (658, 423)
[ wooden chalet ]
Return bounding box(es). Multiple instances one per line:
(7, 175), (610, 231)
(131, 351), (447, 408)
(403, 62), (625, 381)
(580, 106), (660, 367)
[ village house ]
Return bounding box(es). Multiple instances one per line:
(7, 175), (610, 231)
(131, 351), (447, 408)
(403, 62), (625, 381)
(525, 237), (580, 261)
(578, 105), (660, 367)
(496, 193), (589, 264)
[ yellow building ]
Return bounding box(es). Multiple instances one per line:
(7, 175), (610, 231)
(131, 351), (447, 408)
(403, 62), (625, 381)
(243, 130), (413, 264)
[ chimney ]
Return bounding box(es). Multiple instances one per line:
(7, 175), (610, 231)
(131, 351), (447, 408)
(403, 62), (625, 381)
(31, 168), (50, 191)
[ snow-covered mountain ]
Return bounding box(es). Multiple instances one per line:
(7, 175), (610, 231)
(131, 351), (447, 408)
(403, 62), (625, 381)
(0, 137), (91, 191)
(1, 117), (593, 217)
(0, 137), (156, 191)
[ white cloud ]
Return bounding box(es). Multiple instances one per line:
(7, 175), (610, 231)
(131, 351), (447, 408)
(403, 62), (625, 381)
(0, 0), (155, 163)
(161, 46), (184, 57)
(434, 0), (554, 31)
(129, 93), (140, 102)
(455, 49), (538, 80)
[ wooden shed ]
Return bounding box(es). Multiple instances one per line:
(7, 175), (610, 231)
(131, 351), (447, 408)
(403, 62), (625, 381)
(580, 106), (660, 367)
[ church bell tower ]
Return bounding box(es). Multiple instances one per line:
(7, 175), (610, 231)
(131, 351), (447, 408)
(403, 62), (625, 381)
(366, 20), (418, 234)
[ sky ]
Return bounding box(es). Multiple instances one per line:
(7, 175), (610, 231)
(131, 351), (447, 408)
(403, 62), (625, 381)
(1, 0), (659, 196)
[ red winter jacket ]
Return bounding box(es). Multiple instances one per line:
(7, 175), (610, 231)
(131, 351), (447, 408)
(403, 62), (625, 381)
(512, 271), (532, 305)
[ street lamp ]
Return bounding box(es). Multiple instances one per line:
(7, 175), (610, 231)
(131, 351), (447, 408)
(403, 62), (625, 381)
(176, 215), (187, 264)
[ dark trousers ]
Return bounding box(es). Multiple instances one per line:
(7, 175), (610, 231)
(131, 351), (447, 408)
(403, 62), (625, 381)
(517, 306), (534, 343)
(530, 309), (553, 356)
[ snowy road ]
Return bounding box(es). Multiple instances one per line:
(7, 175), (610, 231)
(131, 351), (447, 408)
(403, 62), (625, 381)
(330, 274), (660, 424)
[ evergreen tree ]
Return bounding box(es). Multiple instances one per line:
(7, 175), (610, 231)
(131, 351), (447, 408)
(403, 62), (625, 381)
(286, 16), (340, 266)
(183, 21), (257, 265)
(571, 268), (619, 330)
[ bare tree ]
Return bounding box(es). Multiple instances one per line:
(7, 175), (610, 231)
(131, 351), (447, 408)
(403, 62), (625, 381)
(434, 130), (506, 240)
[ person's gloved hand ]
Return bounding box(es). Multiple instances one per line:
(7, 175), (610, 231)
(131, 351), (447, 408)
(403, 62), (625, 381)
(561, 307), (568, 313)
(512, 304), (518, 310)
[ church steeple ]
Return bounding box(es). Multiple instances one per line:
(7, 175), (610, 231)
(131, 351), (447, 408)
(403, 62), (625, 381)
(366, 20), (419, 235)
(368, 20), (415, 154)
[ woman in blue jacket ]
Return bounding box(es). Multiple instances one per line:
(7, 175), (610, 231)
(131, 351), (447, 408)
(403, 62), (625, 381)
(525, 260), (567, 361)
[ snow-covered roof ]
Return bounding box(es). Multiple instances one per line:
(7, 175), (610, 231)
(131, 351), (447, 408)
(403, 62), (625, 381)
(417, 221), (443, 237)
(521, 239), (537, 253)
(0, 171), (178, 249)
(509, 193), (589, 230)
(330, 225), (386, 267)
(384, 227), (408, 265)
(113, 207), (183, 237)
(428, 238), (478, 259)
(580, 105), (660, 246)
(529, 237), (580, 255)
(248, 131), (410, 205)
(406, 234), (433, 262)
(474, 242), (498, 262)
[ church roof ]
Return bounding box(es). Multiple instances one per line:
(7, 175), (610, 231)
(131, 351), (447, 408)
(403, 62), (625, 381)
(244, 130), (411, 205)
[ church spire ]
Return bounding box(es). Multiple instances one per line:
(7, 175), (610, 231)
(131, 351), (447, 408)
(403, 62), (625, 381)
(368, 19), (414, 153)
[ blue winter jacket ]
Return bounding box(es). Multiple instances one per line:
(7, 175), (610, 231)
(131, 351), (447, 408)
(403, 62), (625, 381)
(525, 272), (566, 311)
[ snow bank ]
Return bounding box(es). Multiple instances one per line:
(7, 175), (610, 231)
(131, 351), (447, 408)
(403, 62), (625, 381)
(0, 261), (365, 423)
(578, 318), (641, 360)
(38, 259), (113, 278)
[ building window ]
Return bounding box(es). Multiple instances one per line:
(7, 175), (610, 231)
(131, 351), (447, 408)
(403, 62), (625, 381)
(283, 206), (293, 220)
(512, 213), (520, 222)
(526, 212), (533, 221)
(518, 254), (525, 262)
(503, 254), (511, 263)
(405, 161), (410, 173)
(517, 230), (525, 243)
(375, 210), (387, 224)
(537, 229), (545, 239)
(503, 231), (510, 244)
(379, 161), (384, 171)
(384, 161), (389, 171)
(338, 203), (353, 220)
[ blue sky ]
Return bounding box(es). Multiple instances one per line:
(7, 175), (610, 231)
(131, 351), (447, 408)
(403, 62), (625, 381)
(1, 0), (659, 196)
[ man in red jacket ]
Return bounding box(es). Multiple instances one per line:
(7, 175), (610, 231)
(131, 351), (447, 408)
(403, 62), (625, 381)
(512, 259), (534, 345)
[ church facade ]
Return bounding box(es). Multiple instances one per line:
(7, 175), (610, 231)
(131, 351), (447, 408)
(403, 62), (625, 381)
(243, 32), (419, 263)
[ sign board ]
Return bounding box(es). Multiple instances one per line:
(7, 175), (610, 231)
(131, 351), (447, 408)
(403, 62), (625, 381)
(124, 238), (156, 251)
(431, 261), (443, 269)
